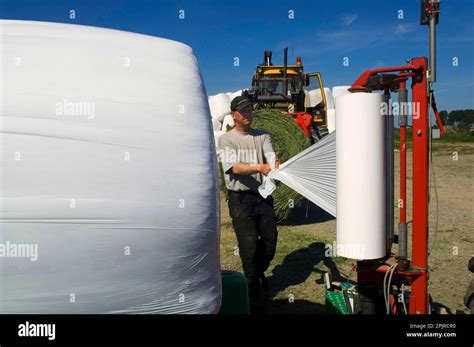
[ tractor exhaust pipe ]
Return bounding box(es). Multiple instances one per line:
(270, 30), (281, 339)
(264, 51), (272, 66)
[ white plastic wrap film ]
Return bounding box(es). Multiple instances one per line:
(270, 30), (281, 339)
(336, 93), (386, 260)
(0, 20), (221, 314)
(268, 131), (336, 217)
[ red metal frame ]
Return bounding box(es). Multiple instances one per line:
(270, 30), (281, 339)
(399, 79), (407, 228)
(410, 57), (430, 314)
(350, 57), (443, 314)
(430, 94), (445, 136)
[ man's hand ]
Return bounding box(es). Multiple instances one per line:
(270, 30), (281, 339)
(257, 163), (271, 176)
(275, 159), (280, 169)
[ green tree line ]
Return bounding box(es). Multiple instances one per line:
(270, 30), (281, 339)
(439, 109), (474, 130)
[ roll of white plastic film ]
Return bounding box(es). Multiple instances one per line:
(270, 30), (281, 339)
(336, 92), (387, 260)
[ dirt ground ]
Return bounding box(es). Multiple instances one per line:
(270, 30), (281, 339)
(219, 140), (474, 314)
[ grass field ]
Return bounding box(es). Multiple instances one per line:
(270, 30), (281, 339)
(219, 139), (474, 314)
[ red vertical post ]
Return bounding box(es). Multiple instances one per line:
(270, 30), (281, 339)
(409, 57), (429, 314)
(399, 81), (407, 225)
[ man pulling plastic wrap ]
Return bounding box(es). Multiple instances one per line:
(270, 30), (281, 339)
(258, 131), (337, 218)
(218, 96), (280, 311)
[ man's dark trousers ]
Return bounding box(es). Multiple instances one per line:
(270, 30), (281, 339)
(228, 190), (278, 298)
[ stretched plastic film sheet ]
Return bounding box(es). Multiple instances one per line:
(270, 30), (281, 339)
(0, 20), (221, 314)
(262, 132), (336, 217)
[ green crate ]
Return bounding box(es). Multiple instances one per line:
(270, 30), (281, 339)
(325, 283), (355, 315)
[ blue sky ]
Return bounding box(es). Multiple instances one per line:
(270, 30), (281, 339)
(1, 0), (473, 111)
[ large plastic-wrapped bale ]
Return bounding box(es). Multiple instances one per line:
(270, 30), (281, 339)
(332, 85), (351, 102)
(224, 89), (243, 102)
(213, 130), (226, 148)
(0, 20), (221, 314)
(212, 116), (223, 131)
(323, 88), (335, 109)
(229, 89), (243, 101)
(208, 93), (231, 121)
(327, 86), (352, 133)
(327, 108), (336, 133)
(221, 114), (235, 132)
(304, 87), (334, 109)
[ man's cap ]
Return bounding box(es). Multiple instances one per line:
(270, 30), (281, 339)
(230, 96), (255, 112)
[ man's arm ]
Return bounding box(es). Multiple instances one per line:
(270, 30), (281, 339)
(232, 133), (278, 175)
(218, 135), (272, 176)
(232, 162), (271, 176)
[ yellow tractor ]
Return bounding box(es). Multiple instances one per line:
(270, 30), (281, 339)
(244, 48), (329, 141)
